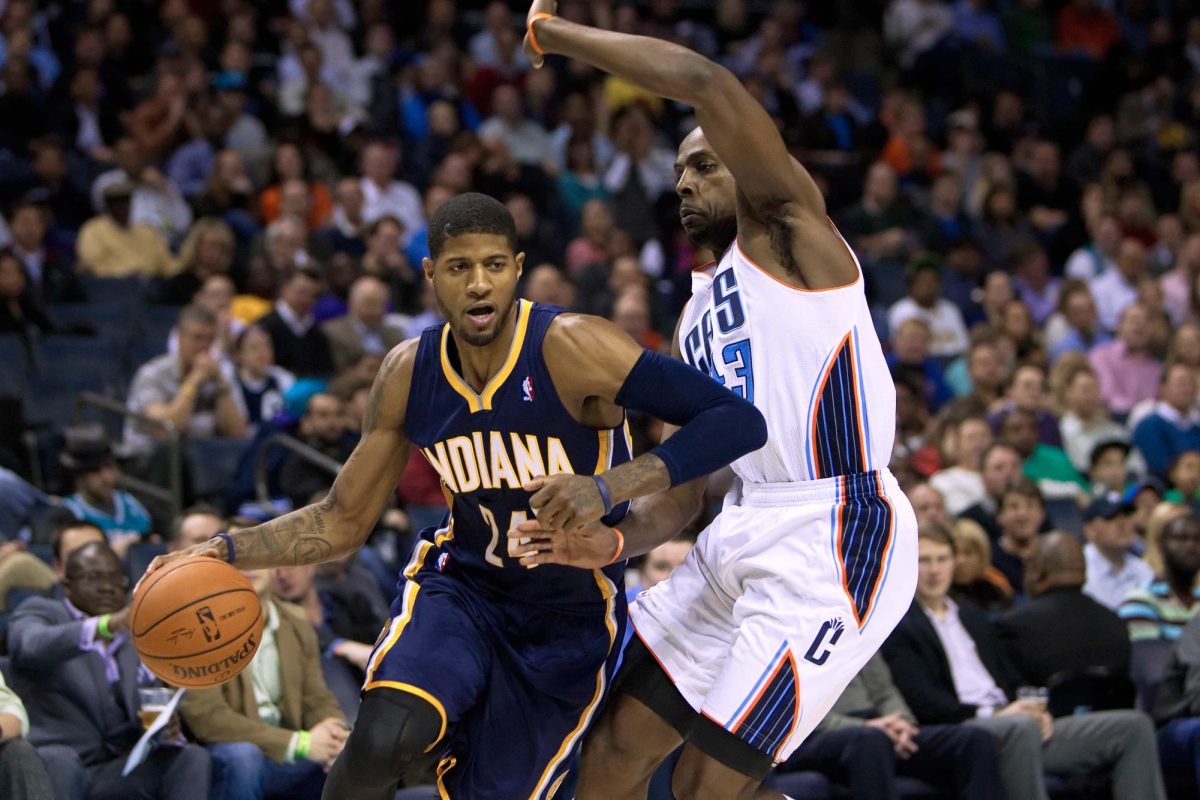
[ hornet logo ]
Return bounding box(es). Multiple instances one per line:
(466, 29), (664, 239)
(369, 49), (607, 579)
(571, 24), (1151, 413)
(804, 617), (845, 666)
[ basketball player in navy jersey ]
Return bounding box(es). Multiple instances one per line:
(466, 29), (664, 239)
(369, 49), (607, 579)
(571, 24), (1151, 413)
(508, 4), (920, 800)
(145, 192), (766, 799)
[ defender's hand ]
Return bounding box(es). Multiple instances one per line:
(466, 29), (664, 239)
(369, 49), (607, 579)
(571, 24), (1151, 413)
(135, 543), (222, 595)
(524, 475), (606, 532)
(507, 517), (620, 569)
(523, 0), (558, 68)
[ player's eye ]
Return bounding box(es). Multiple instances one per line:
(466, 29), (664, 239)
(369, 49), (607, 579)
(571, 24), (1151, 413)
(699, 162), (715, 173)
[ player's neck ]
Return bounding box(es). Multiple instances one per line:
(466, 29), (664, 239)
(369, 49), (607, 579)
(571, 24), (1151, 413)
(452, 308), (520, 392)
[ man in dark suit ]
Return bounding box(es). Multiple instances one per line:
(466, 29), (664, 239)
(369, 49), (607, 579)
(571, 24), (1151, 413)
(256, 266), (334, 378)
(778, 653), (1003, 799)
(883, 523), (1165, 800)
(319, 275), (405, 375)
(997, 532), (1131, 686)
(7, 541), (211, 800)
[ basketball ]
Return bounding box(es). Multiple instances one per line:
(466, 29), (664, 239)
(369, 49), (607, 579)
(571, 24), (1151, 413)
(131, 558), (265, 689)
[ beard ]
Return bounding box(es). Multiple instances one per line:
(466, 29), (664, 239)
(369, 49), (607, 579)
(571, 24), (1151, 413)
(686, 214), (738, 258)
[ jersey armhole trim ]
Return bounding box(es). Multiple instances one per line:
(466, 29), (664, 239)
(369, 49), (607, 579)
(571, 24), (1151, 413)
(734, 218), (862, 294)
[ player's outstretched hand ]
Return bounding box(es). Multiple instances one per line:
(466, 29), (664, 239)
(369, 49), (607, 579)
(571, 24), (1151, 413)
(507, 517), (621, 569)
(134, 543), (222, 596)
(524, 475), (606, 532)
(523, 0), (558, 69)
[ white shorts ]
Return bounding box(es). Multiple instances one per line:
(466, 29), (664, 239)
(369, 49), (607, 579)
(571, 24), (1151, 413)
(629, 468), (917, 765)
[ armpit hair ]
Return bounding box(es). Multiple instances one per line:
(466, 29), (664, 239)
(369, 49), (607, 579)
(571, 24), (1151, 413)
(757, 197), (803, 278)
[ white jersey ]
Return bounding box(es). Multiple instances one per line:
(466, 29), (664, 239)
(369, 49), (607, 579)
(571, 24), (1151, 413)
(677, 234), (895, 484)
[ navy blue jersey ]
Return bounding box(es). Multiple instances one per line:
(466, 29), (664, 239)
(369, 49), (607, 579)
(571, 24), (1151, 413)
(405, 300), (632, 611)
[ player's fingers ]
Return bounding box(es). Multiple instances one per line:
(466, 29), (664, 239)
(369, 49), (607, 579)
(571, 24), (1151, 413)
(522, 477), (547, 494)
(511, 518), (554, 535)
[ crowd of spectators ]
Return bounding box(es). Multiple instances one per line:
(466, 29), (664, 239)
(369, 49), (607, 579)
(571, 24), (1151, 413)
(2, 0), (1200, 797)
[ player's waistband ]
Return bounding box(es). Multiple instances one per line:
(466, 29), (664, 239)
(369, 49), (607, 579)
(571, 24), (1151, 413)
(740, 469), (898, 508)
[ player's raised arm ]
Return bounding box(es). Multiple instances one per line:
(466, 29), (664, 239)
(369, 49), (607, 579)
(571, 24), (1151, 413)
(527, 313), (765, 532)
(142, 341), (417, 578)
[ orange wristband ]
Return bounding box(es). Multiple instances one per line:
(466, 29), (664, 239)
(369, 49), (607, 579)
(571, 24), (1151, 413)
(607, 528), (625, 565)
(527, 12), (555, 56)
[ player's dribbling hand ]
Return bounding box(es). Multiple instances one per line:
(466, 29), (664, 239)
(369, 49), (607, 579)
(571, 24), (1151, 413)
(135, 543), (222, 596)
(523, 0), (558, 69)
(524, 475), (606, 532)
(507, 517), (621, 569)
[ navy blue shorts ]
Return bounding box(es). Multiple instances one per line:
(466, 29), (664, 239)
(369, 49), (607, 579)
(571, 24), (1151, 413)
(362, 541), (626, 799)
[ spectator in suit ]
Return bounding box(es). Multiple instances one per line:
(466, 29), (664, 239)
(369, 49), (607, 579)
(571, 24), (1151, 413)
(0, 250), (54, 347)
(0, 664), (53, 799)
(780, 653), (1003, 800)
(883, 523), (1166, 800)
(279, 394), (356, 507)
(998, 532), (1132, 685)
(1082, 496), (1154, 611)
(1132, 363), (1200, 479)
(8, 541), (211, 800)
(125, 305), (249, 460)
(1120, 512), (1200, 642)
(6, 199), (81, 303)
(256, 266), (335, 378)
(178, 567), (348, 800)
(320, 276), (404, 374)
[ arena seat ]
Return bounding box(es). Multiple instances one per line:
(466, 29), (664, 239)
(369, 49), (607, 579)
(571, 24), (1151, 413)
(1130, 638), (1174, 714)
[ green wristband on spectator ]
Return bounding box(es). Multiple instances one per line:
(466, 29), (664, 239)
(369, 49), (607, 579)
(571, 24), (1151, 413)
(295, 730), (311, 760)
(97, 613), (112, 640)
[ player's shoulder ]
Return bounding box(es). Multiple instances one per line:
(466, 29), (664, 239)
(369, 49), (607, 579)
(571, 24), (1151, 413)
(382, 336), (423, 380)
(543, 311), (625, 353)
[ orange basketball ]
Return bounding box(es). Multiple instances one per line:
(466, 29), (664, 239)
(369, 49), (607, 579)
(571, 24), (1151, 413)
(131, 558), (265, 688)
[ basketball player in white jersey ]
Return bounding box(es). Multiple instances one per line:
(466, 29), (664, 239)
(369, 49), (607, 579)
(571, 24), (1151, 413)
(507, 3), (919, 799)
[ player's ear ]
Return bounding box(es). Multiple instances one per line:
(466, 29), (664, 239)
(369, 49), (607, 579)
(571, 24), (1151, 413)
(422, 257), (435, 281)
(514, 251), (525, 281)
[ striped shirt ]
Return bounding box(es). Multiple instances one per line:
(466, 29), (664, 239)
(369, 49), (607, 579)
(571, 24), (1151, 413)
(1118, 580), (1200, 642)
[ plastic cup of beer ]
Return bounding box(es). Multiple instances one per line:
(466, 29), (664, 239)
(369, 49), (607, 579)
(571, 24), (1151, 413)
(1017, 685), (1048, 711)
(137, 687), (173, 730)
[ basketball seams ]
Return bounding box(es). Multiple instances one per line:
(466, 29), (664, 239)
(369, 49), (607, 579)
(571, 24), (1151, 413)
(132, 587), (259, 638)
(135, 599), (263, 660)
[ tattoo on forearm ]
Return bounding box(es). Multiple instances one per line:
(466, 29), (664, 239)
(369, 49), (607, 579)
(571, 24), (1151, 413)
(228, 494), (342, 567)
(605, 453), (671, 504)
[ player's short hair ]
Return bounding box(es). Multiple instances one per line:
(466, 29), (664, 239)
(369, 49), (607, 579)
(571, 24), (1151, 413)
(917, 522), (956, 553)
(427, 192), (517, 260)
